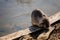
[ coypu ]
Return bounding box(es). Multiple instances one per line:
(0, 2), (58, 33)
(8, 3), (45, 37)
(31, 9), (50, 29)
(19, 9), (55, 40)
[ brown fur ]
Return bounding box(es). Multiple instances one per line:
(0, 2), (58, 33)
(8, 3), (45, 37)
(31, 9), (50, 29)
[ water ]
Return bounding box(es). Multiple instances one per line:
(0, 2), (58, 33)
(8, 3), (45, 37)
(0, 0), (60, 37)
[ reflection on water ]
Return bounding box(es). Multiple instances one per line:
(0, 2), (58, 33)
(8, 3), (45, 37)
(0, 0), (60, 36)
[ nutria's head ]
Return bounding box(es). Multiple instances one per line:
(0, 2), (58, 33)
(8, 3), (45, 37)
(31, 9), (50, 29)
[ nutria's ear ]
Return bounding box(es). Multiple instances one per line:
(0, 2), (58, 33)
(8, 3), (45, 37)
(31, 9), (49, 28)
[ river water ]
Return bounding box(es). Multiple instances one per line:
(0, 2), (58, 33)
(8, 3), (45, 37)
(0, 0), (60, 36)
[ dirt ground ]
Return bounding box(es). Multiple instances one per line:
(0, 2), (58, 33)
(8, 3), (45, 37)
(48, 21), (60, 40)
(13, 20), (60, 40)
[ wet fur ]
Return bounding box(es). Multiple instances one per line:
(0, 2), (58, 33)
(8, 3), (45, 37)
(31, 9), (50, 29)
